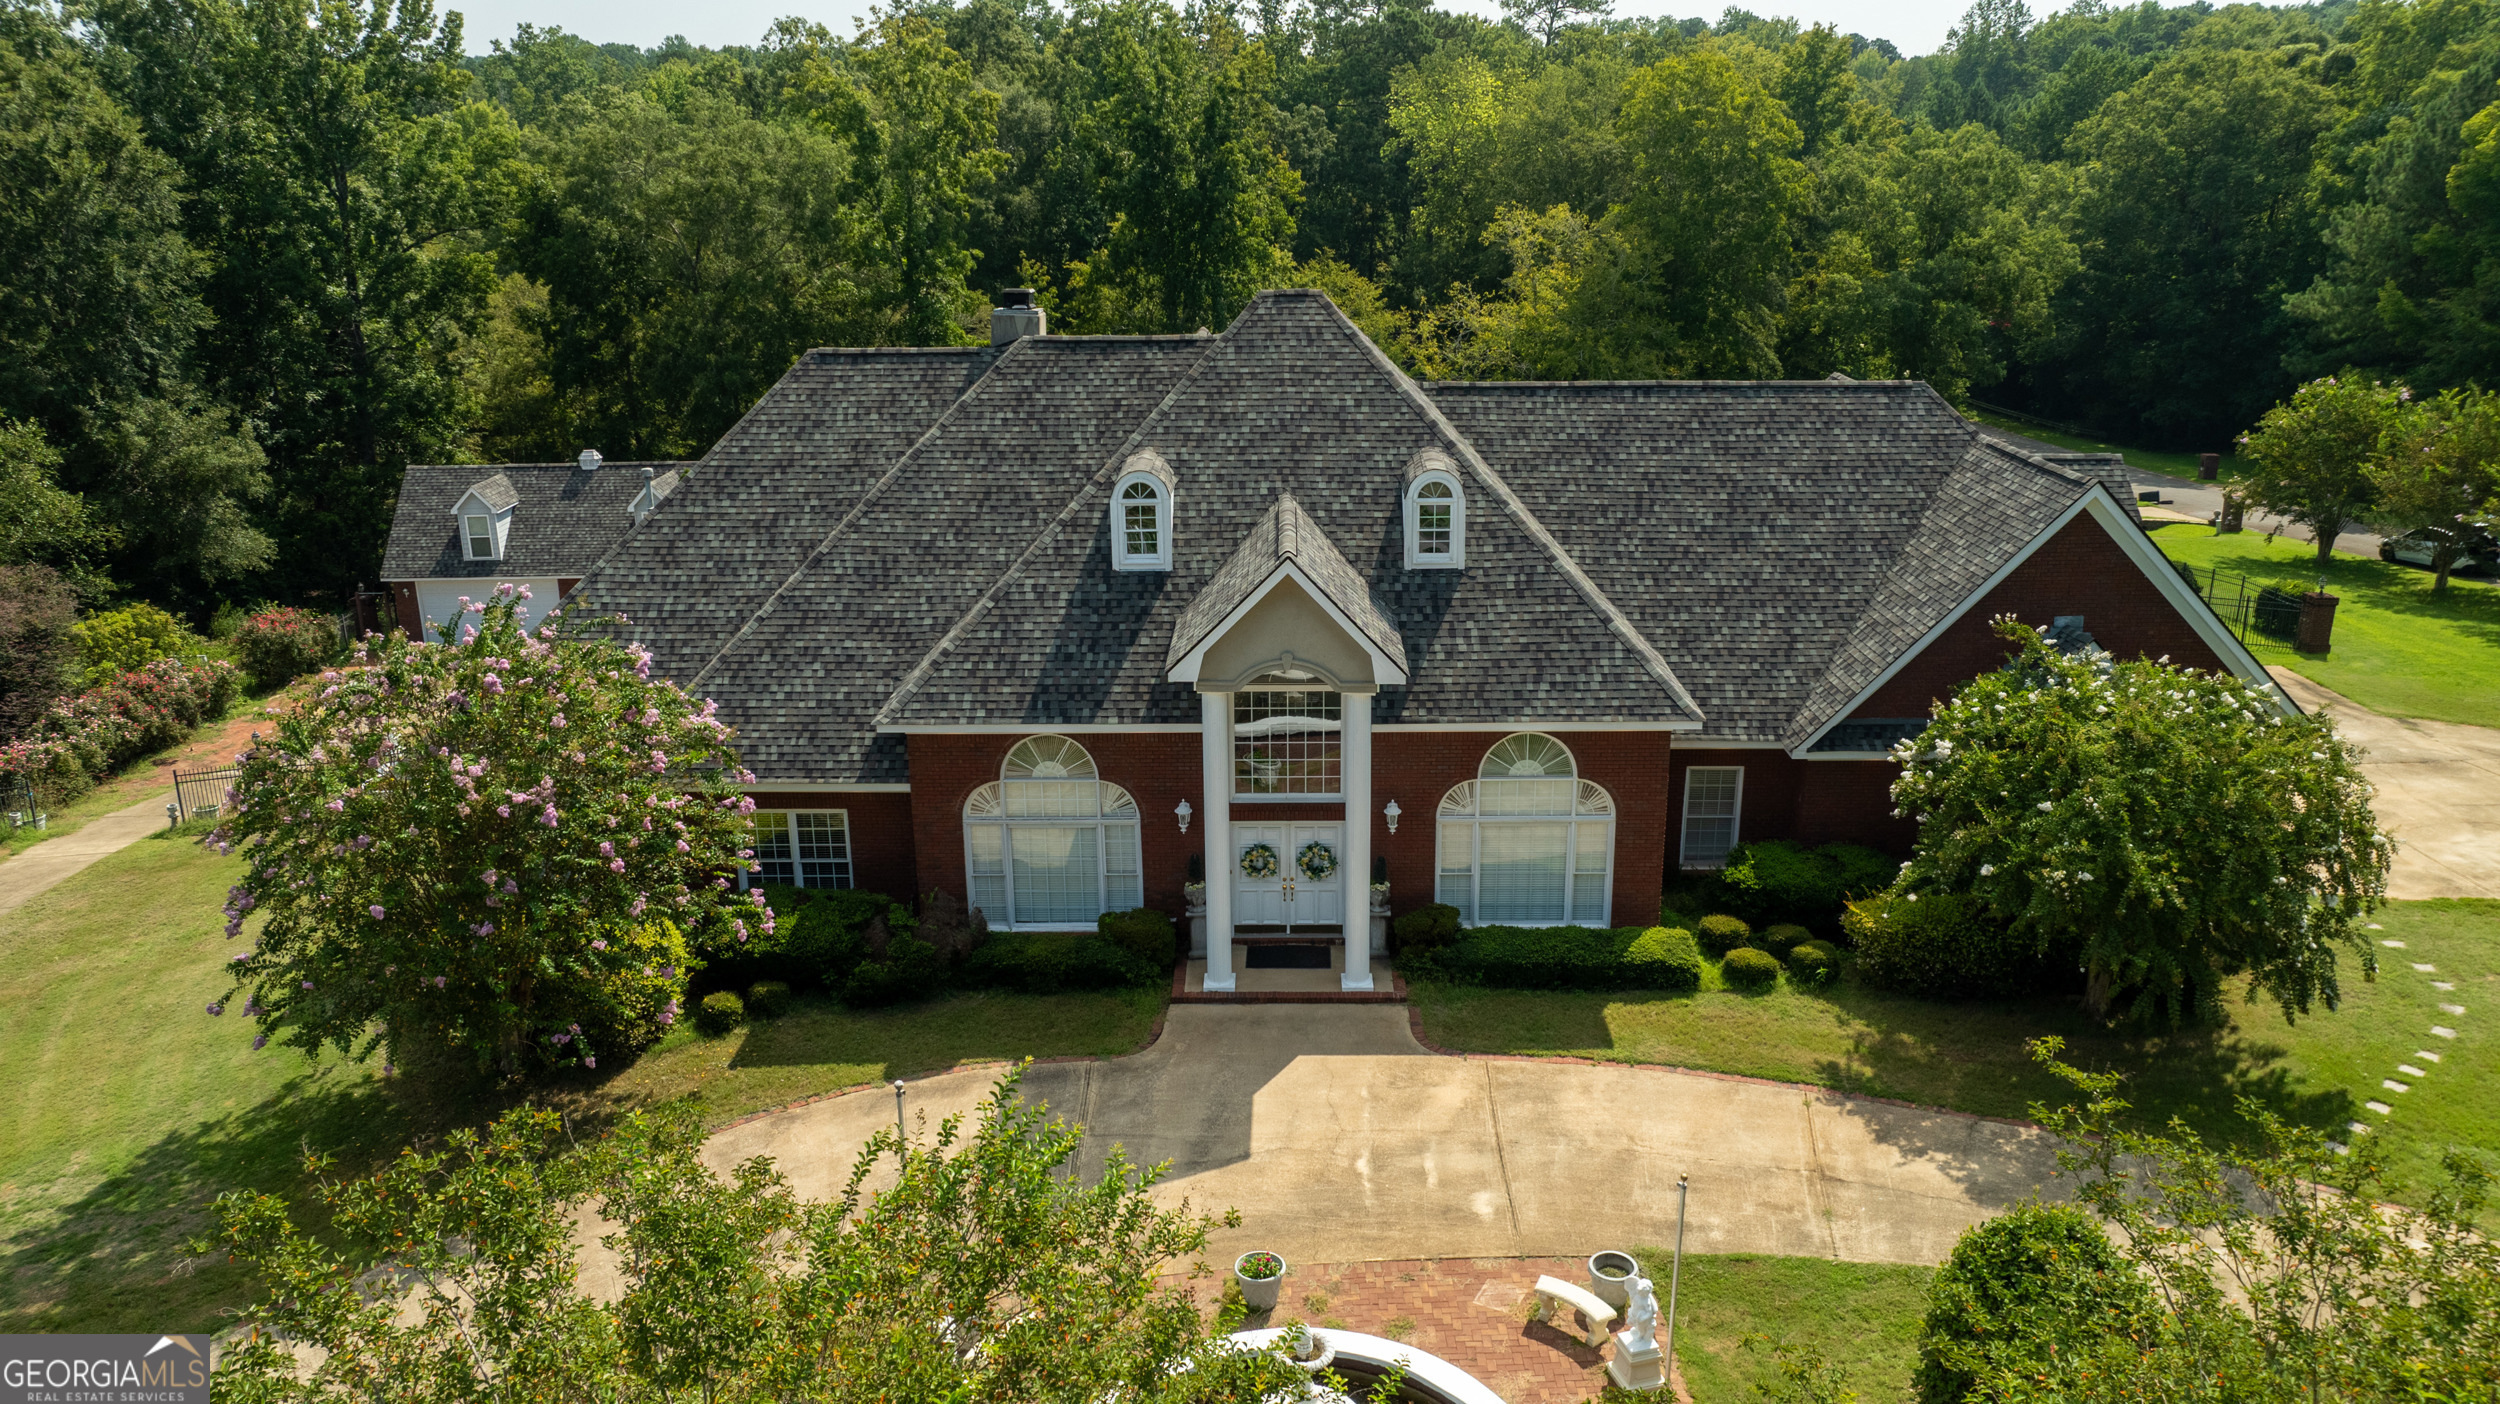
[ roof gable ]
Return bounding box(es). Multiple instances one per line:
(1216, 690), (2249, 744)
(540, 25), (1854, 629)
(1164, 493), (1409, 684)
(381, 460), (691, 580)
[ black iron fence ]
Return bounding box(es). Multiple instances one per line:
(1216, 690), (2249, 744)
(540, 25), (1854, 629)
(171, 766), (242, 823)
(2172, 562), (2301, 645)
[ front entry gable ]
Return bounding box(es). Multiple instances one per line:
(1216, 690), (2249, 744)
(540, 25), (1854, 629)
(1165, 493), (1407, 689)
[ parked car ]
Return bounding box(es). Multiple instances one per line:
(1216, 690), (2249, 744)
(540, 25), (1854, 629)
(2378, 525), (2499, 576)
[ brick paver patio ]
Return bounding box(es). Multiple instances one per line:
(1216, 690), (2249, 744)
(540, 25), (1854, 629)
(1185, 1255), (1692, 1404)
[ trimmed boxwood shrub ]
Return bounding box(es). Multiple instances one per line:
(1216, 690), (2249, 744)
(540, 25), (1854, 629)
(961, 931), (1158, 994)
(1756, 923), (1812, 958)
(1914, 1204), (2153, 1404)
(1785, 940), (1841, 987)
(702, 887), (916, 993)
(1720, 947), (1781, 989)
(1695, 914), (1752, 956)
(1099, 907), (1177, 966)
(695, 990), (746, 1035)
(1715, 840), (1899, 931)
(1621, 926), (1705, 992)
(744, 980), (792, 1018)
(1392, 903), (1462, 953)
(1845, 891), (2053, 1000)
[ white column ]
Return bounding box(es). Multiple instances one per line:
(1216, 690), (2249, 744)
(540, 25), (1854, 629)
(1200, 689), (1235, 992)
(1340, 688), (1374, 991)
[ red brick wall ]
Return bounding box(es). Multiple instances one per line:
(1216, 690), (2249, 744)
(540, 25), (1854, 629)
(1373, 730), (1670, 928)
(906, 732), (1205, 920)
(748, 791), (917, 903)
(1854, 511), (2226, 721)
(1664, 750), (1916, 863)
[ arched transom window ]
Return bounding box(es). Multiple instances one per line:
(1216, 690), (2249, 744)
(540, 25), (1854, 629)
(965, 736), (1141, 927)
(1111, 454), (1173, 571)
(1436, 733), (1614, 926)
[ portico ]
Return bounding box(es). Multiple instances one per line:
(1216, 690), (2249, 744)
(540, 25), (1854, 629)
(1167, 495), (1407, 991)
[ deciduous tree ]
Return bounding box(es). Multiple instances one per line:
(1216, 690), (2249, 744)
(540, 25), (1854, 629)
(2370, 384), (2500, 591)
(2239, 373), (2410, 567)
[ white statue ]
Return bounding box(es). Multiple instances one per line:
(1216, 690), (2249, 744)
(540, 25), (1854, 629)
(1618, 1273), (1660, 1354)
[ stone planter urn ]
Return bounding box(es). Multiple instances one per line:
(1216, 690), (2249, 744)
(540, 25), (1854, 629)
(1234, 1251), (1286, 1312)
(1367, 882), (1390, 956)
(1184, 883), (1208, 958)
(1588, 1250), (1638, 1309)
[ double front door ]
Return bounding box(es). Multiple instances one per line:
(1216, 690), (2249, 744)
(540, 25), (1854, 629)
(1232, 822), (1345, 930)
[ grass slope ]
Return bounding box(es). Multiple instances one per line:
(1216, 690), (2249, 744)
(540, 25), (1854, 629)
(1629, 1250), (1933, 1404)
(2156, 525), (2500, 728)
(1417, 900), (2498, 1211)
(1966, 409), (2247, 483)
(0, 835), (1167, 1334)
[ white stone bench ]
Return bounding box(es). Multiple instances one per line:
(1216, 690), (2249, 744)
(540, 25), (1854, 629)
(1531, 1274), (1617, 1346)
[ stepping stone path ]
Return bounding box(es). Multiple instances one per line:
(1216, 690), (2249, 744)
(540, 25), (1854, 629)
(2353, 925), (2472, 1143)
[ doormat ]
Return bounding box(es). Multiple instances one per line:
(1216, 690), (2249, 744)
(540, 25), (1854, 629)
(1245, 945), (1331, 969)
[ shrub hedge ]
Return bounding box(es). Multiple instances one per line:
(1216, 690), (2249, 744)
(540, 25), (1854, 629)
(744, 980), (792, 1018)
(1757, 922), (1813, 958)
(1845, 891), (2054, 1000)
(695, 991), (746, 1035)
(1099, 907), (1177, 966)
(961, 930), (1159, 994)
(1714, 839), (1898, 930)
(0, 658), (239, 804)
(1695, 913), (1752, 956)
(1406, 924), (1705, 991)
(71, 603), (197, 686)
(1392, 903), (1462, 952)
(1721, 946), (1782, 989)
(839, 936), (947, 1007)
(1914, 1204), (2153, 1404)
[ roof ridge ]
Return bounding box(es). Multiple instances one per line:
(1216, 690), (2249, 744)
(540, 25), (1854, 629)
(869, 331), (1237, 728)
(1421, 378), (1937, 390)
(680, 338), (1036, 690)
(1313, 294), (1705, 721)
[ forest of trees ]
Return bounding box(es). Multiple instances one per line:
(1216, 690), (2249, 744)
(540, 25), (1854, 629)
(10, 0), (2500, 619)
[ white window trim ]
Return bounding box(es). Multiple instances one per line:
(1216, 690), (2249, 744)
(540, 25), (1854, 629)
(1111, 469), (1173, 572)
(452, 492), (510, 562)
(1679, 766), (1744, 870)
(1231, 682), (1344, 800)
(743, 808), (854, 890)
(1434, 788), (1616, 928)
(1404, 469), (1466, 570)
(962, 736), (1143, 930)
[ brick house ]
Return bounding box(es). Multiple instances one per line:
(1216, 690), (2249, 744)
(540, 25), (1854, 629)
(380, 290), (2282, 991)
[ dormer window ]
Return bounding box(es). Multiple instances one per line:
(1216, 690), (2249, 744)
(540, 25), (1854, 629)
(1111, 451), (1174, 571)
(1405, 465), (1465, 568)
(451, 473), (518, 563)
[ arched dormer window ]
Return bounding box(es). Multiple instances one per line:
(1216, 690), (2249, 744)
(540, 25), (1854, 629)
(1112, 451), (1174, 571)
(964, 735), (1142, 927)
(1405, 464), (1464, 569)
(1435, 733), (1613, 926)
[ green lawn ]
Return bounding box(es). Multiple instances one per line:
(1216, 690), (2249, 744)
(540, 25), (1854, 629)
(0, 834), (1169, 1334)
(2154, 526), (2500, 728)
(1967, 408), (2248, 483)
(1417, 900), (2499, 1213)
(1627, 1250), (1934, 1404)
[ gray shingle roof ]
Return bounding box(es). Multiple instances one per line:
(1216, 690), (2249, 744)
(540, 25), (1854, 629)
(1161, 492), (1410, 677)
(551, 291), (2138, 782)
(381, 461), (693, 580)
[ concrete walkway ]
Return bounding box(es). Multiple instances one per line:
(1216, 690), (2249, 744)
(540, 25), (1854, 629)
(0, 788), (175, 918)
(698, 1006), (2065, 1273)
(2271, 667), (2500, 899)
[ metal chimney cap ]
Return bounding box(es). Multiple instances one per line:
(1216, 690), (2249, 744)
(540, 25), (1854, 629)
(999, 288), (1037, 309)
(578, 449), (603, 471)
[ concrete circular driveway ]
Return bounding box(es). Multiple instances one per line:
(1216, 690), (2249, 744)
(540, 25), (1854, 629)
(702, 1005), (2067, 1269)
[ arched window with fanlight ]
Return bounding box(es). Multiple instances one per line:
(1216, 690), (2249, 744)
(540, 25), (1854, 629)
(1405, 468), (1464, 569)
(964, 735), (1143, 928)
(1435, 734), (1614, 926)
(1112, 457), (1173, 571)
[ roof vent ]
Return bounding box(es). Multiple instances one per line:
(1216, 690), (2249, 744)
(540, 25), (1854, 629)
(578, 449), (602, 472)
(991, 290), (1046, 346)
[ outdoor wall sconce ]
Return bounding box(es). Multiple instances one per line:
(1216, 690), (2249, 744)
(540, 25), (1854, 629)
(1175, 799), (1193, 833)
(1383, 799), (1401, 834)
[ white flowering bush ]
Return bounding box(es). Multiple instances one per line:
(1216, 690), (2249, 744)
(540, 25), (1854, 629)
(1890, 618), (2391, 1025)
(208, 586), (770, 1083)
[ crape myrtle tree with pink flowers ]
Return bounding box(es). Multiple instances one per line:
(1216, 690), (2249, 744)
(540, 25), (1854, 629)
(208, 586), (771, 1083)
